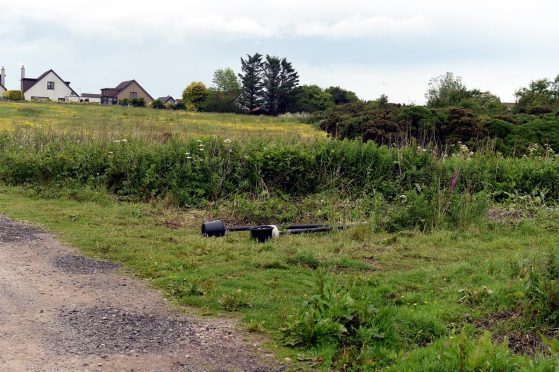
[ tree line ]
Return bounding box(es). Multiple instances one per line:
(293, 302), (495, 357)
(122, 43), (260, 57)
(172, 53), (360, 115)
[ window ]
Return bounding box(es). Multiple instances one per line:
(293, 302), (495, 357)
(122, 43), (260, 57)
(130, 92), (137, 99)
(47, 81), (55, 90)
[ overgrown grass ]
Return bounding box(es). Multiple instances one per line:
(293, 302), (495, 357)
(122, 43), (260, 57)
(3, 103), (559, 368)
(0, 101), (323, 141)
(1, 185), (559, 369)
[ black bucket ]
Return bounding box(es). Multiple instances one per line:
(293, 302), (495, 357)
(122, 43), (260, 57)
(202, 220), (227, 237)
(250, 226), (274, 243)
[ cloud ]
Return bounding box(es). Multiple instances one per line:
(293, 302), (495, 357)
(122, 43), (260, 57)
(295, 16), (432, 38)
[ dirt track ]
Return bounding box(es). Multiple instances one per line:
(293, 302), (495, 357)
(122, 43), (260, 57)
(0, 216), (281, 371)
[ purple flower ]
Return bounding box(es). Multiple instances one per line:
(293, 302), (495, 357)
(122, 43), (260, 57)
(449, 172), (459, 192)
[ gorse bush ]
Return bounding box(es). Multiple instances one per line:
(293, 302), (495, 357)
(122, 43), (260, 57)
(0, 130), (558, 210)
(318, 102), (559, 156)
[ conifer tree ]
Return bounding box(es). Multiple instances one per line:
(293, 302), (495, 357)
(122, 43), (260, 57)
(238, 53), (263, 113)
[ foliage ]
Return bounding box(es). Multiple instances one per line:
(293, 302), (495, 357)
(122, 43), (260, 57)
(238, 53), (264, 114)
(151, 99), (166, 109)
(121, 98), (146, 107)
(515, 75), (559, 113)
(238, 54), (300, 116)
(290, 85), (333, 113)
(425, 72), (506, 114)
(206, 68), (241, 113)
(182, 82), (209, 112)
(3, 90), (24, 101)
(1, 130), (559, 208)
(212, 68), (240, 94)
(319, 101), (559, 155)
(426, 72), (469, 108)
(325, 86), (360, 105)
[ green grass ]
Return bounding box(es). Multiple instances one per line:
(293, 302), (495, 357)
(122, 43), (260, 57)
(1, 185), (559, 368)
(0, 101), (323, 141)
(2, 102), (559, 368)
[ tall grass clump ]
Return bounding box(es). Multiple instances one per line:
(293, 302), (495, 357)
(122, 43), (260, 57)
(0, 130), (558, 210)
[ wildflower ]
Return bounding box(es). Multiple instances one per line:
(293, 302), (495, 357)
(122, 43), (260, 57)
(399, 194), (408, 203)
(224, 139), (232, 144)
(449, 172), (459, 192)
(108, 151), (114, 155)
(185, 152), (190, 156)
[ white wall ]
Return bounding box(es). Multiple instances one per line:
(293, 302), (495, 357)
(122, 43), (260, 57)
(23, 71), (78, 101)
(0, 85), (6, 95)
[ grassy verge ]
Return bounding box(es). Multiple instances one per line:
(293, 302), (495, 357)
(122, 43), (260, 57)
(2, 185), (559, 369)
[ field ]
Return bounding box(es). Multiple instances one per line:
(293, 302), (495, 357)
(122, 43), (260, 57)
(2, 102), (559, 369)
(0, 102), (322, 141)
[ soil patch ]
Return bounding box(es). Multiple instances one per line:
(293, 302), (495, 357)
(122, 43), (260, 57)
(53, 255), (120, 274)
(473, 309), (559, 355)
(55, 307), (195, 355)
(0, 215), (42, 243)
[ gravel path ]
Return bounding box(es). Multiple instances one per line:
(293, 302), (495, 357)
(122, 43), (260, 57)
(0, 216), (282, 371)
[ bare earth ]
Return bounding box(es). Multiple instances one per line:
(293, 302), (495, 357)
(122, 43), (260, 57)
(0, 216), (282, 371)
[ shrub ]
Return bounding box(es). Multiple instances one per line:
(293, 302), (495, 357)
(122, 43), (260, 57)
(183, 82), (209, 112)
(151, 99), (166, 109)
(3, 90), (24, 101)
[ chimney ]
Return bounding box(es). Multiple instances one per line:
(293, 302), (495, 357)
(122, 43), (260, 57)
(20, 65), (25, 92)
(0, 66), (5, 87)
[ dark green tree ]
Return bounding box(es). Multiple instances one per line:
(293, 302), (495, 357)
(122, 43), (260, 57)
(238, 53), (264, 114)
(262, 55), (282, 115)
(325, 86), (359, 104)
(278, 58), (299, 114)
(291, 85), (333, 113)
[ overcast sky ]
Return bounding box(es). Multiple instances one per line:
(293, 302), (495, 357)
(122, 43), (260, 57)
(1, 0), (558, 103)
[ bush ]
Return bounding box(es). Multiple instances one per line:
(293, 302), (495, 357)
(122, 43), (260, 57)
(151, 99), (166, 109)
(183, 82), (209, 112)
(3, 90), (24, 101)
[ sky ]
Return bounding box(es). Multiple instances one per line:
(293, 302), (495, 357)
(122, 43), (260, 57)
(1, 0), (558, 103)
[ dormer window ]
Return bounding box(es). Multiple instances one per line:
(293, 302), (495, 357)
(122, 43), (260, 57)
(130, 92), (137, 99)
(47, 82), (55, 90)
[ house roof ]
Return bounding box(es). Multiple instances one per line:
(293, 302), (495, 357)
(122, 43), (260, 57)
(81, 93), (101, 98)
(21, 69), (79, 97)
(157, 96), (175, 103)
(102, 80), (154, 101)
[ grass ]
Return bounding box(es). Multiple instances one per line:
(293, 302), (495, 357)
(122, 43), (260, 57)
(1, 185), (559, 368)
(0, 101), (324, 141)
(2, 102), (559, 368)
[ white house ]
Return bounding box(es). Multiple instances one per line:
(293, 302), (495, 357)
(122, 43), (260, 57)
(20, 66), (79, 102)
(0, 66), (6, 95)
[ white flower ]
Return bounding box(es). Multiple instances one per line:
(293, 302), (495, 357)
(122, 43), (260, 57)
(224, 139), (232, 144)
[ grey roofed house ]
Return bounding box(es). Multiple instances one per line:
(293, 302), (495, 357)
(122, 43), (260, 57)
(157, 96), (176, 105)
(81, 93), (101, 99)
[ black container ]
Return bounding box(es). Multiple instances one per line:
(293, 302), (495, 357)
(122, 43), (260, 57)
(250, 226), (274, 243)
(202, 220), (227, 237)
